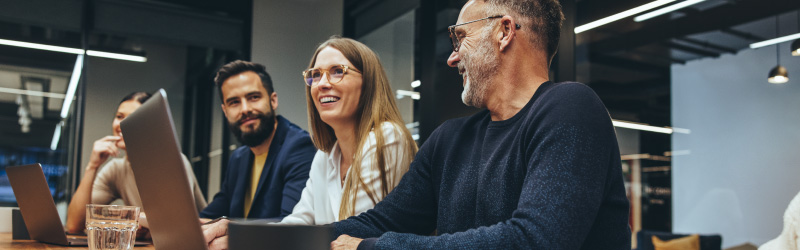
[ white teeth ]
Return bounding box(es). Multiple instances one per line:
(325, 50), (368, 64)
(320, 96), (340, 103)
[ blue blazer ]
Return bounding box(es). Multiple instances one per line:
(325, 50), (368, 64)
(200, 116), (316, 219)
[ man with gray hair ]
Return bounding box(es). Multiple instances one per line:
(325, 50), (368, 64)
(203, 0), (631, 249)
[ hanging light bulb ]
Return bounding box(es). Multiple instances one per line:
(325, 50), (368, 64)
(768, 66), (789, 84)
(792, 39), (800, 56)
(768, 16), (789, 84)
(794, 11), (800, 56)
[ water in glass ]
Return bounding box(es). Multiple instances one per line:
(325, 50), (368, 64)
(86, 205), (139, 250)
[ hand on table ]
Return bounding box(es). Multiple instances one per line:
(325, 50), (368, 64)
(331, 235), (363, 250)
(136, 212), (151, 240)
(201, 218), (229, 250)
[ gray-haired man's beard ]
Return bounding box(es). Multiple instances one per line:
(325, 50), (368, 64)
(459, 29), (499, 108)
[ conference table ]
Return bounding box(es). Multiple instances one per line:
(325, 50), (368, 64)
(0, 233), (155, 250)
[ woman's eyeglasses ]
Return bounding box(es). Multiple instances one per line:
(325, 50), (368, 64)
(302, 65), (361, 86)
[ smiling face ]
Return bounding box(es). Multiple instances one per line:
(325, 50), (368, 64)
(220, 71), (279, 147)
(447, 0), (500, 108)
(310, 46), (363, 128)
(112, 100), (143, 150)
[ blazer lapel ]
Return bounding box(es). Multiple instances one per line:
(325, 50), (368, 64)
(230, 152), (253, 218)
(249, 116), (289, 216)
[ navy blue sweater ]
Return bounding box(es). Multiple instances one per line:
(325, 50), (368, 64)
(333, 82), (631, 249)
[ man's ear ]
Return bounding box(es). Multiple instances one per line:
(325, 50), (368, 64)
(498, 15), (517, 52)
(220, 104), (228, 117)
(270, 91), (279, 110)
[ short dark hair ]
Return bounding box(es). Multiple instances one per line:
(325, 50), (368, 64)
(482, 0), (564, 62)
(120, 91), (152, 105)
(214, 60), (274, 101)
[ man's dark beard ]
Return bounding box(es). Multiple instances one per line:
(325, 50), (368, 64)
(230, 110), (276, 147)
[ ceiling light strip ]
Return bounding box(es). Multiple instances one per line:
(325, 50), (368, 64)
(87, 50), (147, 62)
(634, 0), (706, 22)
(0, 87), (68, 99)
(612, 120), (673, 134)
(575, 0), (676, 34)
(50, 122), (62, 151)
(60, 55), (84, 119)
(0, 38), (84, 54)
(750, 33), (800, 49)
(0, 38), (146, 62)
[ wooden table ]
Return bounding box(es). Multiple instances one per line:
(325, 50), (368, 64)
(0, 233), (155, 250)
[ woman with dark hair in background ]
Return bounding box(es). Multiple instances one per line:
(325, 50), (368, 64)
(65, 91), (207, 234)
(279, 37), (418, 224)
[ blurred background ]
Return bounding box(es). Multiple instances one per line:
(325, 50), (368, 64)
(0, 0), (798, 248)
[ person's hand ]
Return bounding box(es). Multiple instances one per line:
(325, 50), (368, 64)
(202, 218), (229, 250)
(331, 235), (363, 250)
(87, 136), (122, 170)
(136, 212), (151, 240)
(135, 227), (151, 240)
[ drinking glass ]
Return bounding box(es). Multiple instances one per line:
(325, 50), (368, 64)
(86, 205), (140, 250)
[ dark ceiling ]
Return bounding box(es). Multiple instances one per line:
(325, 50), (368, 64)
(0, 0), (251, 149)
(577, 0), (800, 126)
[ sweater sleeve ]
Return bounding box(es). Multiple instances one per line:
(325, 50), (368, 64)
(332, 124), (441, 240)
(91, 160), (121, 205)
(338, 84), (621, 249)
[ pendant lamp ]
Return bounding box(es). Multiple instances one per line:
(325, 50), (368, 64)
(769, 16), (789, 84)
(792, 39), (800, 56)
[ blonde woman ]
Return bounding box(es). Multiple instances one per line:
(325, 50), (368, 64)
(280, 37), (418, 225)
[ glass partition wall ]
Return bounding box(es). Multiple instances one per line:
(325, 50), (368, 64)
(0, 0), (251, 224)
(0, 19), (85, 212)
(577, 0), (800, 248)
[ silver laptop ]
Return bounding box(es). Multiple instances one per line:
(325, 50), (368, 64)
(6, 163), (89, 246)
(121, 89), (208, 250)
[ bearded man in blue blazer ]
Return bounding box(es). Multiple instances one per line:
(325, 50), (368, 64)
(200, 60), (316, 220)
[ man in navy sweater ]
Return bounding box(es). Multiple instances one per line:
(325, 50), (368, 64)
(202, 0), (630, 249)
(328, 0), (631, 249)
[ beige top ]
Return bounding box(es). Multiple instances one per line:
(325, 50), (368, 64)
(91, 155), (207, 212)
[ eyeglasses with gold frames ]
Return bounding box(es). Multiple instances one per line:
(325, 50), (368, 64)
(448, 15), (521, 52)
(302, 65), (361, 86)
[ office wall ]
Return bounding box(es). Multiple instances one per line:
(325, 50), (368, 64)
(672, 42), (800, 247)
(81, 40), (187, 174)
(250, 0), (344, 131)
(359, 11), (416, 126)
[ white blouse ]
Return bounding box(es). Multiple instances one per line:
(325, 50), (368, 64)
(280, 122), (412, 225)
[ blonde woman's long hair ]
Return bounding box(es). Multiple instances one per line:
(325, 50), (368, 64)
(304, 36), (418, 220)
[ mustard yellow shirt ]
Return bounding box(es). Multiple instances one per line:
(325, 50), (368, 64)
(244, 152), (268, 218)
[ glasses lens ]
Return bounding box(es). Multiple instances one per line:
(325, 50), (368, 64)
(329, 66), (345, 83)
(304, 69), (322, 86)
(448, 27), (459, 52)
(303, 70), (312, 86)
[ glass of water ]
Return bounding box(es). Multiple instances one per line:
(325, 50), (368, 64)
(86, 205), (140, 250)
